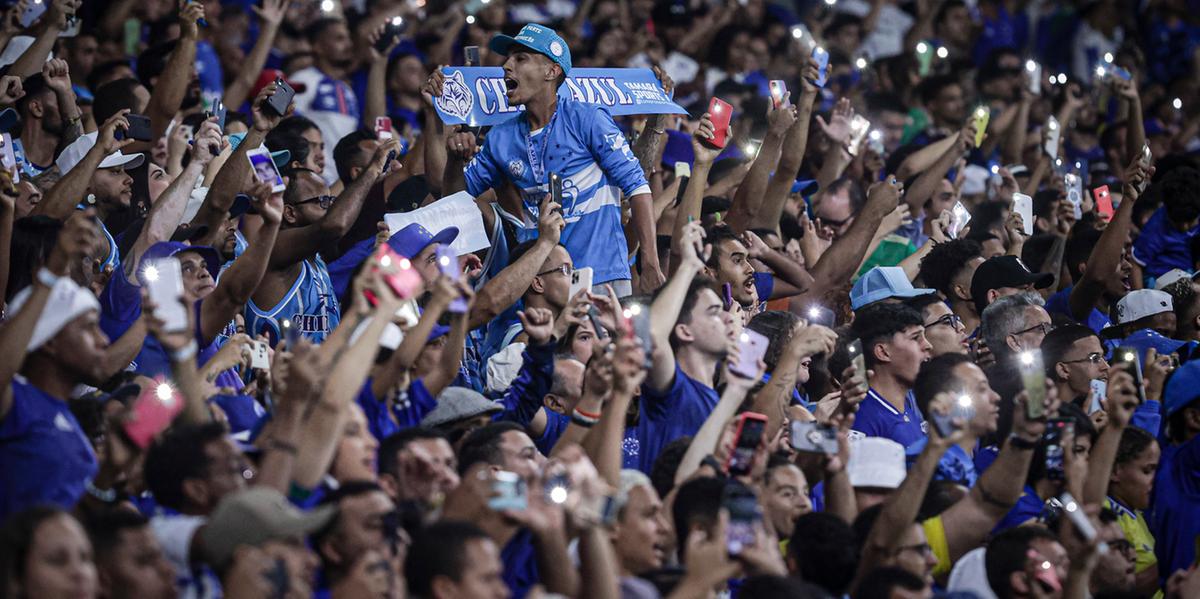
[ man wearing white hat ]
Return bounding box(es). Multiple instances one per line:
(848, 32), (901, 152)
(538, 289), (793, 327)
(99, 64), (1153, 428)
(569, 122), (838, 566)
(1158, 269), (1200, 342)
(0, 214), (107, 519)
(31, 111), (143, 271)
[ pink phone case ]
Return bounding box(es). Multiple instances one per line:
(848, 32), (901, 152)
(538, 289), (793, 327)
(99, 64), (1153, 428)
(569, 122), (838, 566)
(123, 381), (183, 449)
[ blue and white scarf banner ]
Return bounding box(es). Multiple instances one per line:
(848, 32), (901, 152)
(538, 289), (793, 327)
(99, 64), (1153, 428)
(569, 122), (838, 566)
(433, 67), (687, 126)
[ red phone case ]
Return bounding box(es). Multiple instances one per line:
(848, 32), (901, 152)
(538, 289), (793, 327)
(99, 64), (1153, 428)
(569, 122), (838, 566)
(374, 116), (393, 140)
(1093, 185), (1113, 222)
(724, 412), (769, 474)
(706, 97), (733, 149)
(366, 245), (422, 304)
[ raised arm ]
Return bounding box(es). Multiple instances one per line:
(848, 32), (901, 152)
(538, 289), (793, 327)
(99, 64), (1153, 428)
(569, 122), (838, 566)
(362, 23), (399, 126)
(669, 117), (718, 277)
(33, 112), (133, 220)
(674, 364), (759, 484)
(802, 178), (901, 300)
(269, 138), (399, 269)
(469, 194), (564, 329)
(753, 60), (819, 232)
(589, 333), (643, 487)
(905, 127), (971, 215)
(146, 2), (203, 141)
(371, 278), (453, 397)
(1113, 77), (1144, 167)
(724, 98), (796, 233)
(750, 323), (836, 438)
(197, 181), (282, 343)
(0, 211), (95, 419)
(0, 172), (14, 307)
(6, 0), (71, 79)
(648, 221), (705, 391)
(420, 69), (448, 196)
(1083, 370), (1139, 505)
(421, 281), (475, 397)
(222, 0), (289, 109)
(41, 59), (83, 147)
(126, 121), (221, 281)
(1069, 159), (1148, 319)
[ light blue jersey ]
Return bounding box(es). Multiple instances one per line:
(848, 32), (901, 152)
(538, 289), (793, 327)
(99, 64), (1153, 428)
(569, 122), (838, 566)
(463, 96), (650, 284)
(245, 256), (340, 344)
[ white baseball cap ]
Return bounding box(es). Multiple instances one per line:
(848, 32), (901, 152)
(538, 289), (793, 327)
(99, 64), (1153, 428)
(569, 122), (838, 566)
(1112, 289), (1173, 325)
(6, 276), (100, 351)
(55, 132), (145, 175)
(1155, 269), (1196, 291)
(847, 436), (907, 489)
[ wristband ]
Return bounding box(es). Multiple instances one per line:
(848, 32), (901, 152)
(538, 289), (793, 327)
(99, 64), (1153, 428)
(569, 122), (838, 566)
(574, 407), (602, 420)
(1007, 433), (1039, 450)
(170, 341), (198, 362)
(36, 267), (60, 288)
(571, 408), (600, 426)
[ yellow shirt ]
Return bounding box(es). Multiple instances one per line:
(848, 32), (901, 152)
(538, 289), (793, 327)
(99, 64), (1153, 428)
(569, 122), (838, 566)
(923, 515), (952, 578)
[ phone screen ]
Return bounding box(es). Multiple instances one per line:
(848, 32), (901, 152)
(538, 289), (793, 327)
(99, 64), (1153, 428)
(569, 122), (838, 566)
(722, 484), (760, 554)
(847, 338), (868, 390)
(1020, 350), (1047, 419)
(1043, 418), (1071, 480)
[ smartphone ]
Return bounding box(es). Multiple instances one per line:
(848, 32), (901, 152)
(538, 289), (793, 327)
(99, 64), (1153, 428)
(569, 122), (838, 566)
(1087, 379), (1106, 414)
(123, 380), (184, 449)
(370, 245), (423, 303)
(915, 42), (934, 76)
(118, 114), (153, 142)
(375, 16), (404, 52)
(266, 77), (296, 116)
(625, 302), (653, 367)
(675, 161), (691, 179)
(932, 391), (976, 438)
(1044, 117), (1061, 159)
(1058, 492), (1098, 541)
(847, 338), (869, 391)
(374, 116), (393, 141)
(846, 114), (871, 156)
(489, 470), (527, 511)
(1137, 143), (1152, 193)
(972, 106), (989, 147)
(790, 421), (838, 454)
(948, 200), (971, 238)
(464, 45), (480, 66)
(731, 330), (769, 379)
(1093, 185), (1113, 222)
(435, 245), (468, 313)
(0, 133), (18, 184)
(246, 148), (286, 194)
(249, 340), (270, 369)
(1012, 193), (1034, 236)
(1020, 350), (1047, 420)
(211, 100), (227, 132)
(549, 172), (564, 210)
(1026, 60), (1042, 96)
(705, 97), (733, 149)
(1043, 418), (1071, 480)
(281, 318), (300, 350)
(725, 412), (768, 476)
(722, 483), (761, 555)
(145, 258), (188, 333)
(1064, 173), (1083, 219)
(806, 305), (835, 328)
(569, 266), (593, 299)
(1110, 346), (1147, 404)
(811, 46), (830, 87)
(768, 80), (787, 109)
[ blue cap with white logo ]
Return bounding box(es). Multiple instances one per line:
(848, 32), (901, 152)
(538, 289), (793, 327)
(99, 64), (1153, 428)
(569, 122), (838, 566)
(489, 24), (572, 75)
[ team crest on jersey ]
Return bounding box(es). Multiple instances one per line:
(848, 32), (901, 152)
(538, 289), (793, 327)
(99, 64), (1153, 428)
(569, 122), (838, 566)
(604, 132), (635, 161)
(508, 160), (526, 177)
(435, 70), (475, 121)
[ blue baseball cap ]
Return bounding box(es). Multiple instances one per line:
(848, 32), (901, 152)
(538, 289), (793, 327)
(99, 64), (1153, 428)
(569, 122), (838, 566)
(387, 222), (459, 259)
(138, 241), (222, 284)
(851, 266), (935, 310)
(489, 24), (572, 75)
(1165, 358), (1200, 416)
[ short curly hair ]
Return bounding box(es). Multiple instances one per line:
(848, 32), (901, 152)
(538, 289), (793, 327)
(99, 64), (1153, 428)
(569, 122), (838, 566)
(918, 238), (982, 299)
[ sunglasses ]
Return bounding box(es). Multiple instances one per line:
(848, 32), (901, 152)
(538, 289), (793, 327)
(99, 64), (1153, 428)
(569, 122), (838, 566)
(293, 195), (335, 209)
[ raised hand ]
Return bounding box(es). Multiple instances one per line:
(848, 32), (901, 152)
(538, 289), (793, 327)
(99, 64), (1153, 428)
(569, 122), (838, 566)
(0, 75), (22, 106)
(816, 98), (854, 147)
(189, 118), (224, 165)
(447, 126), (480, 161)
(179, 0), (205, 40)
(518, 306), (556, 345)
(422, 66), (446, 107)
(678, 220), (708, 271)
(249, 179), (283, 225)
(251, 0), (290, 27)
(251, 83), (287, 133)
(46, 209), (99, 276)
(41, 58), (71, 95)
(691, 113), (721, 165)
(612, 334), (647, 394)
(537, 193), (565, 244)
(97, 110), (135, 154)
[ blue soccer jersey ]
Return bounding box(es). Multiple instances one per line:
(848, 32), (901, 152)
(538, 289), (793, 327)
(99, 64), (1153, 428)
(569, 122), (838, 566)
(245, 257), (341, 344)
(463, 97), (650, 284)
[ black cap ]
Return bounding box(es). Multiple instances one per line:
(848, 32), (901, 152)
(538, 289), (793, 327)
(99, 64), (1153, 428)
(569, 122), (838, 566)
(970, 255), (1054, 310)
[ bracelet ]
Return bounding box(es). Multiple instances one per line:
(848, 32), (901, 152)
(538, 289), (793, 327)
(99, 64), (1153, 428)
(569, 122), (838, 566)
(86, 480), (118, 503)
(574, 407), (603, 420)
(170, 341), (198, 362)
(35, 267), (60, 288)
(571, 408), (600, 426)
(1007, 433), (1039, 450)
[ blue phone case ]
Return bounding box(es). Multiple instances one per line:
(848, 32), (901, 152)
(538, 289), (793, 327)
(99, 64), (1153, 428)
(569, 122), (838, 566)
(812, 47), (830, 87)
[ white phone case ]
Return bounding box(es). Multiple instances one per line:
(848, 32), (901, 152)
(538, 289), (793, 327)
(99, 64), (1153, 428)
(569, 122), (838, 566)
(1013, 193), (1034, 236)
(146, 258), (188, 333)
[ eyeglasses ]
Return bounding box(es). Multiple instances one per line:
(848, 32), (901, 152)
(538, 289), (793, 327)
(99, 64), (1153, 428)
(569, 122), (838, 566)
(893, 543), (934, 557)
(817, 215), (852, 229)
(294, 195), (335, 209)
(1060, 352), (1105, 365)
(925, 313), (964, 330)
(537, 264), (573, 277)
(1013, 322), (1054, 337)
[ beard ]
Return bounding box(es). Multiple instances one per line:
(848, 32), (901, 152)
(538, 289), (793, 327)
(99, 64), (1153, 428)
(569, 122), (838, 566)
(41, 115), (64, 137)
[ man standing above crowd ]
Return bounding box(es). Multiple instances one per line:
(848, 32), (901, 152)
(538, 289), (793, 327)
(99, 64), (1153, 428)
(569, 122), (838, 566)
(436, 24), (662, 296)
